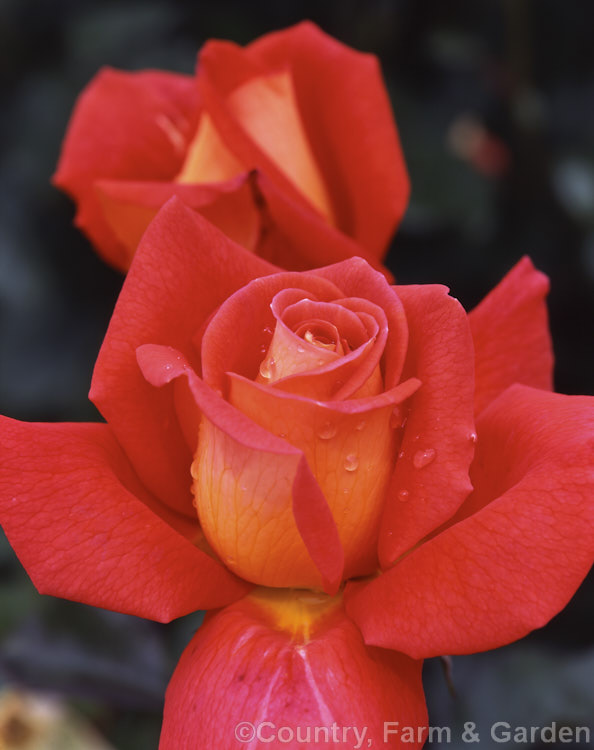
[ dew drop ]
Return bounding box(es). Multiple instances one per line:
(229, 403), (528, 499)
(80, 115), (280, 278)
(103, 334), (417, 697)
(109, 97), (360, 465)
(259, 357), (276, 379)
(164, 363), (173, 372)
(344, 453), (359, 472)
(225, 556), (236, 567)
(413, 448), (436, 469)
(468, 431), (478, 443)
(263, 326), (273, 336)
(297, 345), (305, 353)
(398, 450), (405, 459)
(190, 460), (200, 479)
(398, 489), (410, 502)
(318, 422), (337, 440)
(355, 420), (366, 431)
(389, 407), (402, 429)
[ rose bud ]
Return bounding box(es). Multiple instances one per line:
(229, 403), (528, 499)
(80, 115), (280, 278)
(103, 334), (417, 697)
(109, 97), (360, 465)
(53, 22), (408, 272)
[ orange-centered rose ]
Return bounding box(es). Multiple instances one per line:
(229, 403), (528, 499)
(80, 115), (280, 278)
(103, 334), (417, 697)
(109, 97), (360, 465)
(190, 280), (418, 588)
(2, 199), (593, 750)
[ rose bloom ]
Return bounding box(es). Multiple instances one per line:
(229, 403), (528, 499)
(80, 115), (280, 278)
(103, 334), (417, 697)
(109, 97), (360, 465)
(53, 22), (408, 273)
(1, 201), (593, 748)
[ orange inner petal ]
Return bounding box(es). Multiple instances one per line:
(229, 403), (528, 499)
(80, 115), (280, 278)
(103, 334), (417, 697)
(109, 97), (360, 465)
(176, 112), (244, 184)
(177, 71), (334, 224)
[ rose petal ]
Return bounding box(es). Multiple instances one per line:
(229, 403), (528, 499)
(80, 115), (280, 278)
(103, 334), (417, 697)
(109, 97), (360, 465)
(136, 345), (345, 594)
(227, 371), (420, 582)
(252, 171), (391, 273)
(314, 257), (408, 388)
(378, 285), (476, 567)
(346, 385), (594, 659)
(0, 418), (250, 619)
(53, 67), (199, 270)
(262, 291), (386, 399)
(90, 198), (278, 517)
(226, 70), (334, 224)
(160, 591), (427, 750)
(96, 174), (261, 264)
(200, 272), (344, 392)
(247, 21), (410, 258)
(470, 256), (554, 414)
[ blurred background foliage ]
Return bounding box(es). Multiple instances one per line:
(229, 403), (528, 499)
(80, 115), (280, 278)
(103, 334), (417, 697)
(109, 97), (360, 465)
(0, 0), (592, 748)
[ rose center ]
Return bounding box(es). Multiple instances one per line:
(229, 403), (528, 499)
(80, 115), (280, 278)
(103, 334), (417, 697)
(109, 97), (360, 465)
(294, 319), (349, 355)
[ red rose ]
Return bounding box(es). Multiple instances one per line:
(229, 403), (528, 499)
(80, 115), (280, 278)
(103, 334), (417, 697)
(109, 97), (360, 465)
(53, 22), (408, 272)
(1, 200), (593, 747)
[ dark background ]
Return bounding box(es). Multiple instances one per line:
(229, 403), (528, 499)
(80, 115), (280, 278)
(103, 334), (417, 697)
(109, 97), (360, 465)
(0, 1), (593, 747)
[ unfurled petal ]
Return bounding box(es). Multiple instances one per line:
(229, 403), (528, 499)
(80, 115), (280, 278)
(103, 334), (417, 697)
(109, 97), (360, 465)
(136, 346), (345, 594)
(0, 418), (250, 619)
(378, 285), (475, 566)
(470, 256), (554, 414)
(346, 385), (594, 659)
(227, 373), (419, 584)
(53, 68), (199, 269)
(246, 21), (409, 257)
(90, 199), (277, 518)
(160, 589), (426, 749)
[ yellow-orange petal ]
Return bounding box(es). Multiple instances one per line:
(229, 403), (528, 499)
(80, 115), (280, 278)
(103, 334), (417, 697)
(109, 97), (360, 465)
(192, 375), (419, 588)
(176, 111), (245, 184)
(227, 71), (334, 224)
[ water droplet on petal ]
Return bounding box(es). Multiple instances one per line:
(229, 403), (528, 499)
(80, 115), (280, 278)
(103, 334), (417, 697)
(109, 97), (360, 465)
(344, 453), (359, 472)
(318, 422), (337, 440)
(413, 434), (420, 442)
(263, 326), (273, 336)
(398, 450), (405, 459)
(225, 556), (236, 567)
(398, 489), (410, 502)
(355, 420), (366, 431)
(413, 448), (436, 469)
(190, 460), (200, 479)
(164, 363), (173, 372)
(468, 431), (478, 443)
(389, 407), (401, 428)
(297, 345), (305, 353)
(259, 357), (276, 379)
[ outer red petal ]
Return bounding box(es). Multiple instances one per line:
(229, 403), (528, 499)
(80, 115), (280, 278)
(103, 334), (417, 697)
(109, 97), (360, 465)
(469, 256), (554, 415)
(0, 418), (250, 619)
(345, 386), (594, 659)
(159, 594), (426, 749)
(248, 21), (409, 258)
(90, 198), (278, 517)
(377, 285), (476, 567)
(252, 171), (390, 273)
(53, 68), (199, 270)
